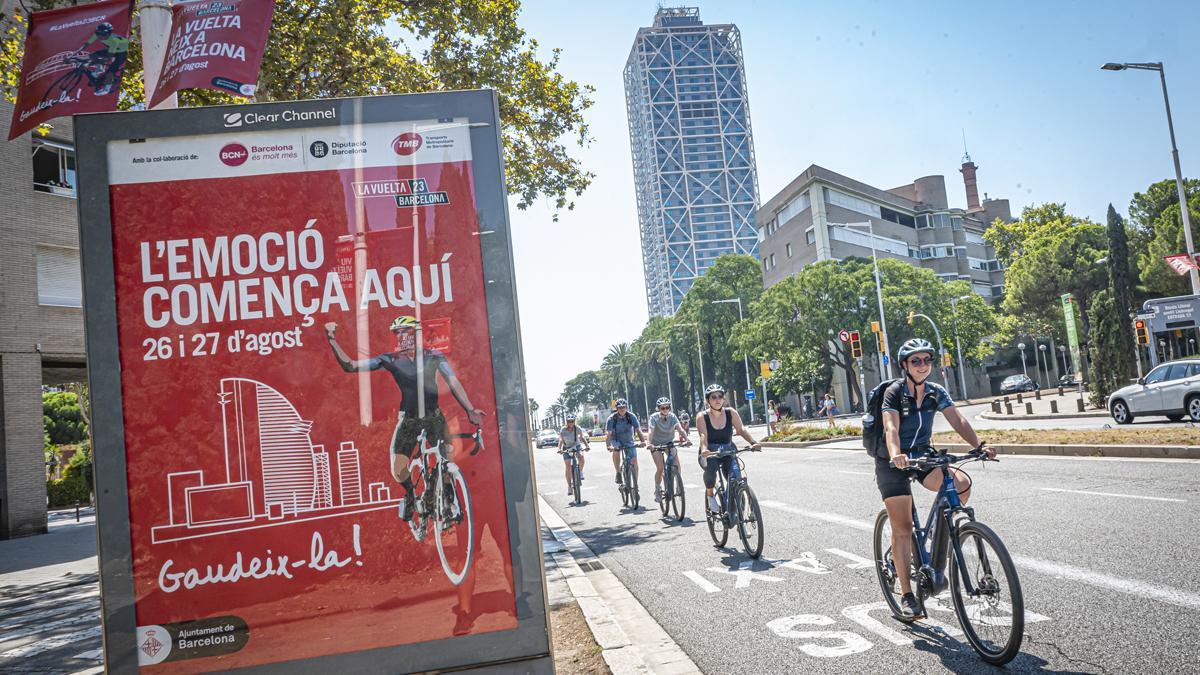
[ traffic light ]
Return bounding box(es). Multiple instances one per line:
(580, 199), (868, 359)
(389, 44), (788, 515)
(943, 352), (952, 367)
(907, 311), (915, 325)
(849, 331), (862, 358)
(1134, 319), (1149, 345)
(870, 320), (880, 333)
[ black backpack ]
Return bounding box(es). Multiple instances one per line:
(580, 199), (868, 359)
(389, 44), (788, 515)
(862, 378), (905, 458)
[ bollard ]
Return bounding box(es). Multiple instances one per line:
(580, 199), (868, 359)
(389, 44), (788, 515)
(1025, 402), (1034, 415)
(1058, 386), (1064, 397)
(75, 500), (80, 522)
(992, 401), (1001, 414)
(1035, 388), (1042, 400)
(1050, 400), (1058, 414)
(1005, 402), (1013, 415)
(1017, 393), (1023, 404)
(1003, 396), (1009, 404)
(1077, 399), (1085, 413)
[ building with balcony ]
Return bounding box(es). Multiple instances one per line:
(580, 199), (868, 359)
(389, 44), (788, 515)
(624, 6), (760, 316)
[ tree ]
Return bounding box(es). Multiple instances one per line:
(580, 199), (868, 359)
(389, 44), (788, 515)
(557, 370), (605, 414)
(1127, 177), (1200, 272)
(601, 343), (634, 401)
(1136, 190), (1200, 298)
(675, 254), (764, 401)
(2, 0), (594, 215)
(1087, 289), (1127, 407)
(1106, 204), (1138, 378)
(43, 391), (87, 445)
(985, 203), (1086, 269)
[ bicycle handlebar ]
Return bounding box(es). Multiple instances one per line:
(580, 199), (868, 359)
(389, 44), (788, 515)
(891, 448), (995, 471)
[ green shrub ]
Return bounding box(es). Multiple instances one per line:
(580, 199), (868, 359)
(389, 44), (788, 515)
(47, 473), (90, 508)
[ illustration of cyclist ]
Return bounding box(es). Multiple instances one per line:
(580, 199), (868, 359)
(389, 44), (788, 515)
(74, 22), (129, 95)
(325, 316), (486, 522)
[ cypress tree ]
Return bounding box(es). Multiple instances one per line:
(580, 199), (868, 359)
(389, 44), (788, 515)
(1106, 204), (1138, 377)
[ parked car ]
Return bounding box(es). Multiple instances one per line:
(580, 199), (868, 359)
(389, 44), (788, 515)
(590, 427), (605, 438)
(1108, 358), (1200, 424)
(535, 429), (559, 448)
(1000, 374), (1039, 394)
(1057, 374), (1081, 387)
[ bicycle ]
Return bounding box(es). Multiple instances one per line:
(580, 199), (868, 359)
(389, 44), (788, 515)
(701, 444), (763, 558)
(559, 443), (588, 505)
(652, 442), (687, 521)
(41, 53), (113, 104)
(407, 425), (482, 586)
(873, 448), (1024, 665)
(612, 443), (640, 510)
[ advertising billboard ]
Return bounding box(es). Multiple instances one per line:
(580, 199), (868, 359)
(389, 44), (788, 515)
(74, 91), (548, 673)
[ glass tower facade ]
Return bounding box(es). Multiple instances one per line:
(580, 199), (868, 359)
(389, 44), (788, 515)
(624, 7), (760, 316)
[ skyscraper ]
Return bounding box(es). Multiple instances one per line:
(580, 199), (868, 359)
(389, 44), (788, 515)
(624, 7), (760, 316)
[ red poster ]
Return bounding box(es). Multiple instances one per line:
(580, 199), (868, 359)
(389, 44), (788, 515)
(1164, 253), (1200, 276)
(149, 0), (276, 108)
(8, 0), (132, 140)
(105, 120), (517, 670)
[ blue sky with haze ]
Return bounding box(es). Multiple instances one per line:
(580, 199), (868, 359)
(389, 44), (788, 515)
(496, 1), (1200, 412)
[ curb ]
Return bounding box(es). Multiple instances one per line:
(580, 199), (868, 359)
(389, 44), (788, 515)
(762, 436), (857, 448)
(979, 410), (1108, 421)
(936, 442), (1200, 460)
(538, 495), (700, 675)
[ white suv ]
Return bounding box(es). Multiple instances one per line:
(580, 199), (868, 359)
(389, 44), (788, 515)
(1108, 359), (1200, 424)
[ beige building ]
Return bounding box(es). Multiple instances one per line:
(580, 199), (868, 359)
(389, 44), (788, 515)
(1, 100), (88, 539)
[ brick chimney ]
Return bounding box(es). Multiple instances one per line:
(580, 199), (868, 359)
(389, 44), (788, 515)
(960, 153), (981, 211)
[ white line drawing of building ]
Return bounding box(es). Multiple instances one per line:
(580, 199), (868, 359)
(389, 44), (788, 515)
(152, 378), (400, 544)
(337, 442), (363, 505)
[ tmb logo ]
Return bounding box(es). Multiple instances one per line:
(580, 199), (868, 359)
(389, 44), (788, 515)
(392, 132), (423, 156)
(219, 143), (249, 167)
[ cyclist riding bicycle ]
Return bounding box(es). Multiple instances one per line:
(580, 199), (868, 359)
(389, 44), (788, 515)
(558, 415), (591, 490)
(75, 22), (129, 95)
(695, 384), (760, 513)
(877, 338), (993, 620)
(605, 399), (645, 484)
(325, 315), (486, 523)
(647, 396), (690, 503)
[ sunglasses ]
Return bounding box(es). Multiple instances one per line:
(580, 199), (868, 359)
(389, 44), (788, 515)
(908, 357), (934, 366)
(708, 393), (725, 399)
(659, 405), (671, 410)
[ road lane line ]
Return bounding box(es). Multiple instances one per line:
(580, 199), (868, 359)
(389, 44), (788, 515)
(760, 500), (1200, 612)
(682, 570), (721, 593)
(824, 548), (874, 569)
(838, 471), (874, 476)
(1037, 487), (1186, 503)
(72, 648), (102, 661)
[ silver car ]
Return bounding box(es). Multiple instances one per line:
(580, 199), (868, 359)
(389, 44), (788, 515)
(1108, 358), (1200, 424)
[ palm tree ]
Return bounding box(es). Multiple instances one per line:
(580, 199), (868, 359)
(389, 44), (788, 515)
(602, 343), (634, 401)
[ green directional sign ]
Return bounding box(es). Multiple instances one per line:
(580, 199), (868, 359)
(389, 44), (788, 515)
(1062, 293), (1081, 375)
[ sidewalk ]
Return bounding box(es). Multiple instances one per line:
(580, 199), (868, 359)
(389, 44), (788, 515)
(981, 390), (1108, 419)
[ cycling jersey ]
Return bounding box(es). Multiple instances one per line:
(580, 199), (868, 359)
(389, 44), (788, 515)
(86, 34), (129, 54)
(558, 425), (586, 447)
(648, 412), (680, 446)
(605, 411), (640, 448)
(881, 380), (953, 450)
(702, 408), (733, 447)
(355, 350), (448, 418)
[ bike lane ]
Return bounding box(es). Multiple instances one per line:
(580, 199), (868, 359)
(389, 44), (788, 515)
(533, 442), (1200, 673)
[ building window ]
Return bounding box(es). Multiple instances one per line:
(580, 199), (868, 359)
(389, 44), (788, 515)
(769, 253), (776, 269)
(921, 245), (955, 259)
(33, 139), (76, 197)
(951, 216), (964, 230)
(786, 242), (793, 258)
(880, 207), (916, 228)
(964, 231), (985, 246)
(916, 215), (933, 229)
(37, 246), (83, 307)
(824, 187), (881, 218)
(805, 228), (815, 246)
(972, 281), (993, 297)
(829, 225), (910, 257)
(775, 192), (811, 226)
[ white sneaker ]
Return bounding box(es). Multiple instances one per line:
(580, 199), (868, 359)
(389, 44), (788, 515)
(654, 488), (663, 503)
(707, 495), (720, 513)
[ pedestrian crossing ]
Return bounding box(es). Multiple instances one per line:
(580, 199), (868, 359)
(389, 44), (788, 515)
(0, 573), (102, 673)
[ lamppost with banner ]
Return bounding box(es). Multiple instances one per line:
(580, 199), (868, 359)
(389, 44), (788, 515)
(674, 321), (705, 407)
(712, 298), (756, 422)
(1017, 342), (1029, 378)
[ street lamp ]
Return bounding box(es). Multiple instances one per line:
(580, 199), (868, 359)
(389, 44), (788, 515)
(712, 298), (757, 422)
(908, 311), (950, 388)
(1038, 342), (1049, 389)
(1017, 342), (1028, 378)
(645, 340), (673, 407)
(949, 295), (971, 400)
(1057, 344), (1069, 378)
(1102, 61), (1197, 295)
(674, 321), (705, 405)
(841, 221), (893, 378)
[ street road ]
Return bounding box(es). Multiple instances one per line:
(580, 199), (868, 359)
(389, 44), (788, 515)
(535, 436), (1200, 673)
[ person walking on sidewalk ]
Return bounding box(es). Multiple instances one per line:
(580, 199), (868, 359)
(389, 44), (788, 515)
(822, 392), (837, 427)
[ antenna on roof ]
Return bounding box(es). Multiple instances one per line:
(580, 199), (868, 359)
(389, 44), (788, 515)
(961, 128), (972, 164)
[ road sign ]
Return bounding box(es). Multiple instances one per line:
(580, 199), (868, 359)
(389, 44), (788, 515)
(870, 321), (880, 333)
(1062, 293), (1081, 374)
(745, 389), (757, 400)
(838, 329), (850, 343)
(760, 362), (771, 379)
(769, 358), (781, 371)
(882, 354), (890, 366)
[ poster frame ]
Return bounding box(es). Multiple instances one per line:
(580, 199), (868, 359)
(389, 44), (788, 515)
(73, 89), (549, 674)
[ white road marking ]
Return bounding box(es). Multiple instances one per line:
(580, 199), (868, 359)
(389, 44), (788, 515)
(761, 500), (1200, 612)
(766, 615), (873, 657)
(706, 563), (785, 589)
(838, 470), (874, 476)
(682, 570), (721, 593)
(540, 491), (560, 496)
(1037, 487), (1186, 503)
(824, 548), (875, 570)
(72, 648), (103, 661)
(684, 483), (701, 489)
(0, 626), (102, 658)
(767, 553), (831, 575)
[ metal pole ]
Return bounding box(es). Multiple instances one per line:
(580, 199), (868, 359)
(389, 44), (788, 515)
(1018, 343), (1028, 378)
(138, 0), (179, 109)
(951, 297), (969, 400)
(1158, 65), (1200, 295)
(866, 222), (893, 378)
(856, 357), (866, 414)
(913, 313), (947, 386)
(735, 300), (755, 422)
(696, 326), (706, 389)
(665, 354), (674, 405)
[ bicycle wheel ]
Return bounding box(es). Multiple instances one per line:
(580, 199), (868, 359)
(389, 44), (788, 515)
(572, 462), (582, 505)
(406, 459), (429, 543)
(626, 461), (639, 510)
(735, 483), (764, 559)
(706, 487), (728, 547)
(659, 465), (672, 517)
(670, 471), (685, 521)
(42, 69), (83, 104)
(434, 462), (474, 586)
(873, 509), (921, 622)
(950, 520), (1024, 665)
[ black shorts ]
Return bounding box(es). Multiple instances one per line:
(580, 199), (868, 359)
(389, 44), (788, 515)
(390, 409), (446, 457)
(874, 456), (933, 500)
(703, 455), (735, 489)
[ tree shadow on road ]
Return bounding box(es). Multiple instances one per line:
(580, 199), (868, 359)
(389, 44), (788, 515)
(566, 523), (679, 555)
(909, 625), (1097, 674)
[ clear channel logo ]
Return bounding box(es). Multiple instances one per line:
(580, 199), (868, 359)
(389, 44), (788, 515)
(223, 112), (243, 128)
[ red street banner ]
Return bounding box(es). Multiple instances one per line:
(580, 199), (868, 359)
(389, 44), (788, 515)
(102, 117), (520, 670)
(149, 0), (276, 108)
(1164, 253), (1200, 276)
(7, 0), (132, 140)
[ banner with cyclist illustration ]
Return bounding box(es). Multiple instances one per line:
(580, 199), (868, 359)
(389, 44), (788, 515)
(7, 0), (132, 140)
(103, 115), (519, 670)
(148, 0), (276, 107)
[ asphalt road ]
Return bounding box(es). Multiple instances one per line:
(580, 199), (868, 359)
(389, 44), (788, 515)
(535, 436), (1200, 674)
(783, 400), (1181, 431)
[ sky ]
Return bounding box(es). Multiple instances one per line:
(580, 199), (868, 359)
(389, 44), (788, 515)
(501, 1), (1200, 412)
